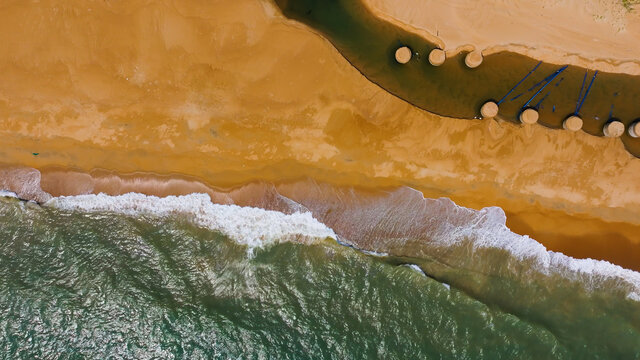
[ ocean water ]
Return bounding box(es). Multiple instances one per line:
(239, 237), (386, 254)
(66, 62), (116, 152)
(0, 192), (639, 359)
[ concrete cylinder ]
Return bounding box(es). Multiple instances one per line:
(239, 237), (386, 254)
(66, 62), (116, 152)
(428, 48), (446, 66)
(603, 120), (625, 138)
(629, 121), (640, 138)
(465, 51), (483, 68)
(480, 101), (499, 118)
(519, 108), (539, 124)
(563, 116), (583, 131)
(395, 46), (412, 64)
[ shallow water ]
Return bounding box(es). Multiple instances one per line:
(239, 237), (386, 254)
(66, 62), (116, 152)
(0, 194), (638, 358)
(273, 0), (640, 157)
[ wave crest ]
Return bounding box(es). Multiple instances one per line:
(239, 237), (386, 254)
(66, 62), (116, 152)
(33, 179), (640, 302)
(268, 182), (640, 301)
(45, 192), (336, 249)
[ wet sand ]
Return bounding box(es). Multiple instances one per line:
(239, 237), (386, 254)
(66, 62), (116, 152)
(0, 0), (639, 269)
(2, 164), (640, 271)
(364, 0), (640, 75)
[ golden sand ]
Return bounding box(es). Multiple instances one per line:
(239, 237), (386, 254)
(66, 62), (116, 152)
(0, 0), (639, 268)
(364, 0), (640, 75)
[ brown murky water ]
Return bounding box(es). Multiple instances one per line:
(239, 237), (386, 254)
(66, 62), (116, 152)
(274, 0), (640, 156)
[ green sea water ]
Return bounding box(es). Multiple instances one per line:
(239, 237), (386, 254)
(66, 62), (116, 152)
(0, 196), (638, 359)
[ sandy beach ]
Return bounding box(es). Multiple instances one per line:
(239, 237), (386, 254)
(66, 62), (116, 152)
(1, 0), (640, 268)
(364, 0), (640, 74)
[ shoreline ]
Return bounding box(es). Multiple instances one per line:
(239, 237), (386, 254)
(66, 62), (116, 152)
(362, 0), (640, 76)
(273, 0), (640, 158)
(1, 0), (639, 271)
(2, 163), (640, 271)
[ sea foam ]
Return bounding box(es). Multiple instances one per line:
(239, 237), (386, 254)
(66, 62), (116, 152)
(45, 193), (336, 249)
(39, 184), (640, 302)
(274, 183), (640, 302)
(421, 196), (640, 301)
(0, 190), (18, 199)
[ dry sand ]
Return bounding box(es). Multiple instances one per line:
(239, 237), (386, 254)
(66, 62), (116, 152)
(364, 0), (640, 74)
(0, 0), (639, 268)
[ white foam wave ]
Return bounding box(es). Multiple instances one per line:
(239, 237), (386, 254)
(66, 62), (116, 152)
(404, 264), (426, 276)
(0, 190), (18, 199)
(278, 184), (640, 302)
(361, 249), (389, 257)
(45, 193), (336, 249)
(406, 193), (640, 301)
(435, 201), (640, 301)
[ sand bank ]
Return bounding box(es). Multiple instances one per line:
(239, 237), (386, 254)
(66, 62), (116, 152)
(364, 0), (640, 75)
(0, 0), (639, 268)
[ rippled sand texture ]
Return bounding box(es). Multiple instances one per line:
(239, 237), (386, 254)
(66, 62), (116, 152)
(0, 0), (639, 266)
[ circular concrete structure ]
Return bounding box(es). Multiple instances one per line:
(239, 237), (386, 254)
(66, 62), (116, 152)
(395, 46), (412, 64)
(519, 108), (539, 124)
(465, 51), (483, 68)
(603, 120), (625, 138)
(428, 48), (446, 66)
(629, 121), (640, 138)
(480, 101), (499, 118)
(563, 116), (583, 131)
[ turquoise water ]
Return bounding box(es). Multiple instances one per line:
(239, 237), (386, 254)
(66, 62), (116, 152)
(0, 195), (639, 358)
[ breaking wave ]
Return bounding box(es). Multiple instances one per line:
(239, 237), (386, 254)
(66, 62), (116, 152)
(35, 181), (640, 303)
(45, 193), (336, 249)
(0, 190), (18, 199)
(3, 178), (639, 354)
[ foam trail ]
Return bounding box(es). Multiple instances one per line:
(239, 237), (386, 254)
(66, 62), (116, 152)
(361, 249), (390, 257)
(404, 264), (426, 276)
(45, 193), (336, 249)
(274, 183), (640, 302)
(0, 190), (18, 199)
(414, 194), (640, 301)
(431, 200), (640, 301)
(402, 264), (450, 289)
